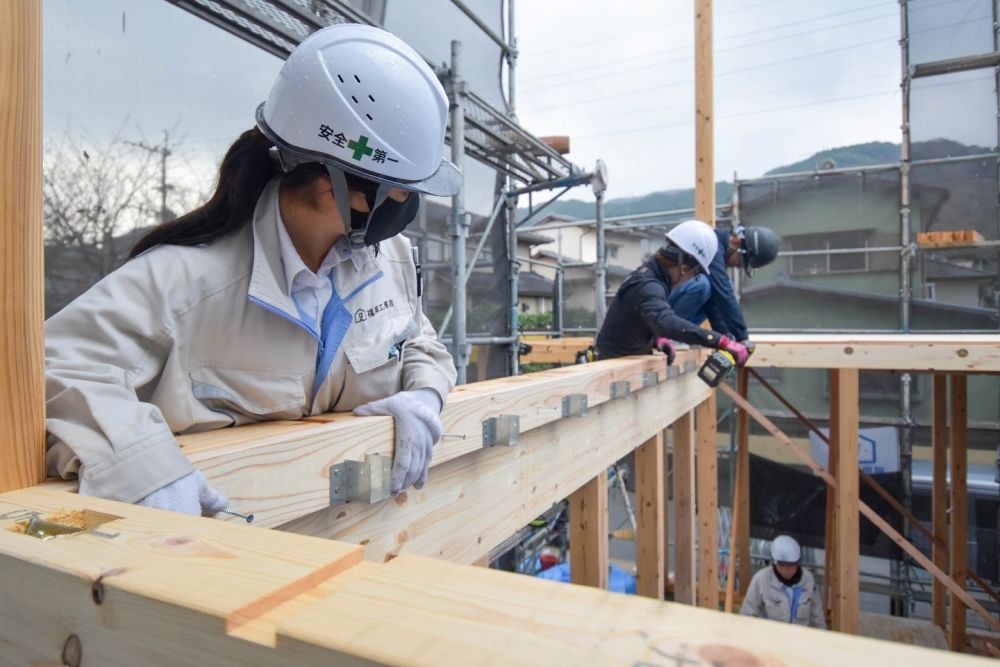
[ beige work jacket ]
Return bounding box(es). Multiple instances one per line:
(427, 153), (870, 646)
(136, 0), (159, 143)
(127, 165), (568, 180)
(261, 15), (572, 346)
(739, 565), (827, 629)
(45, 179), (456, 503)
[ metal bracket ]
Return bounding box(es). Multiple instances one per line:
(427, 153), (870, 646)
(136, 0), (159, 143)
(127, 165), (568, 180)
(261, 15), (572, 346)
(330, 453), (392, 505)
(666, 365), (680, 380)
(683, 359), (697, 374)
(482, 415), (520, 447)
(642, 371), (659, 388)
(609, 380), (631, 400)
(561, 394), (589, 417)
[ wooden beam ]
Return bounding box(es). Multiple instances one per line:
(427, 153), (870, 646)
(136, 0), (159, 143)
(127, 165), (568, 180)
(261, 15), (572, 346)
(749, 334), (1000, 372)
(0, 488), (990, 666)
(831, 369), (860, 634)
(735, 368), (751, 598)
(694, 0), (715, 225)
(569, 473), (609, 589)
(949, 374), (968, 652)
(724, 412), (743, 613)
(695, 394), (719, 609)
(182, 352), (703, 529)
(519, 336), (594, 365)
(635, 431), (665, 599)
(661, 426), (672, 597)
(932, 374), (949, 631)
(0, 0), (45, 493)
(279, 373), (711, 565)
(825, 403), (839, 628)
(719, 382), (1000, 636)
(672, 410), (697, 604)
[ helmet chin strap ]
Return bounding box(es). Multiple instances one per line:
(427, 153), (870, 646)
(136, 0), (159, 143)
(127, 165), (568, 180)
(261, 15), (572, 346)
(325, 165), (392, 250)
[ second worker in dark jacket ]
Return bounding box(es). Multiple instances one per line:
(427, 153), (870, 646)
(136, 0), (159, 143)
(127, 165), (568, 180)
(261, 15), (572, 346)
(596, 219), (749, 365)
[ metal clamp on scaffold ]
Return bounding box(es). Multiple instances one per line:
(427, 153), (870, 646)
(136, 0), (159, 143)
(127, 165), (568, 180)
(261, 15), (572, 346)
(482, 415), (520, 447)
(561, 394), (588, 417)
(330, 453), (392, 505)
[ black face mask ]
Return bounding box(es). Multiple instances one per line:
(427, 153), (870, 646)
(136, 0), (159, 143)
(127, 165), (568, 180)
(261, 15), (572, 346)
(350, 193), (420, 246)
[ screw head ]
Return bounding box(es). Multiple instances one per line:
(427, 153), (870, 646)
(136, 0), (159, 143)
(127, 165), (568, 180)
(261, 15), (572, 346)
(62, 634), (82, 667)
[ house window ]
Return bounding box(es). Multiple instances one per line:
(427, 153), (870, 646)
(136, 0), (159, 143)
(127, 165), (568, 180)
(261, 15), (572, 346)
(606, 244), (620, 259)
(924, 282), (937, 300)
(786, 231), (872, 276)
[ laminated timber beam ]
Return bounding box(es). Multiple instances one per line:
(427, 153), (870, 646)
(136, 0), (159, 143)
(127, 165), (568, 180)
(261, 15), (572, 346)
(749, 334), (1000, 372)
(179, 352), (698, 530)
(0, 486), (989, 667)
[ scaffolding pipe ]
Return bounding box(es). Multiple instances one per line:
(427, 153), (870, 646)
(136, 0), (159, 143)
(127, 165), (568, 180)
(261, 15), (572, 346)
(448, 0), (512, 53)
(507, 188), (520, 374)
(507, 0), (517, 116)
(449, 40), (469, 385)
(594, 191), (607, 328)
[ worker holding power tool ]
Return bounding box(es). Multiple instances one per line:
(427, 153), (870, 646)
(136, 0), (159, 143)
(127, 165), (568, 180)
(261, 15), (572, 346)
(595, 220), (750, 368)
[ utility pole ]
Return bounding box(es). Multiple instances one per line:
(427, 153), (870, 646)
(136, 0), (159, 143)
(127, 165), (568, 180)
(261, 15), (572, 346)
(127, 130), (175, 223)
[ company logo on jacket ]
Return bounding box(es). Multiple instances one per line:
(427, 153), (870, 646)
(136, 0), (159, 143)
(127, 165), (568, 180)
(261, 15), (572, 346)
(354, 299), (395, 323)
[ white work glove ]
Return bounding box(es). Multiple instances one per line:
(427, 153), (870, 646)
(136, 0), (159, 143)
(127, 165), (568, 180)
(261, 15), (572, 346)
(353, 388), (443, 495)
(136, 470), (229, 517)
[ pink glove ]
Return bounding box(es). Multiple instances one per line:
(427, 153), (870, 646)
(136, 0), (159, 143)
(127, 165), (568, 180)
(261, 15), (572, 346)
(718, 336), (749, 367)
(654, 337), (676, 366)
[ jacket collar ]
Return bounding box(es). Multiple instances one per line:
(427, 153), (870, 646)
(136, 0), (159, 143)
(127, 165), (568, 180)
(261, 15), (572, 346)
(248, 178), (380, 315)
(646, 256), (672, 288)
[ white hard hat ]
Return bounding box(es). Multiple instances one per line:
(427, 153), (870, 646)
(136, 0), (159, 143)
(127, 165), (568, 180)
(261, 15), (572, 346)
(256, 24), (461, 197)
(770, 535), (801, 563)
(665, 219), (718, 274)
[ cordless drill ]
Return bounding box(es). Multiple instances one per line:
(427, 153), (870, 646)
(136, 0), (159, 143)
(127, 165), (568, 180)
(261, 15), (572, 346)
(698, 349), (736, 388)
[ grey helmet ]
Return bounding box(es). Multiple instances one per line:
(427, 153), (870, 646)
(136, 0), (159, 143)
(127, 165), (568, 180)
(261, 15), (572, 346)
(739, 226), (779, 276)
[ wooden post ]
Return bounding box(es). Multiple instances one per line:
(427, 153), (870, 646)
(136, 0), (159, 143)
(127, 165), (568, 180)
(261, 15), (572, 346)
(694, 0), (714, 226)
(932, 374), (949, 631)
(948, 374), (967, 652)
(824, 390), (840, 627)
(695, 394), (719, 609)
(735, 368), (751, 597)
(569, 473), (608, 589)
(661, 426), (671, 597)
(0, 0), (45, 494)
(635, 431), (665, 599)
(672, 411), (697, 604)
(830, 369), (859, 634)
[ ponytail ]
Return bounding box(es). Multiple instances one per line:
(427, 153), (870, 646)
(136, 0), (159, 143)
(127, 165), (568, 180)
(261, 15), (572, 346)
(129, 127), (323, 258)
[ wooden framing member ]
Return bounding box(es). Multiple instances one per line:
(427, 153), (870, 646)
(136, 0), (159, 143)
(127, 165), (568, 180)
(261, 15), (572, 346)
(719, 383), (1000, 636)
(634, 431), (665, 599)
(949, 374), (968, 652)
(695, 394), (719, 609)
(830, 369), (860, 634)
(0, 0), (45, 494)
(932, 374), (949, 630)
(694, 0), (714, 225)
(569, 473), (609, 589)
(672, 410), (698, 604)
(735, 368), (751, 598)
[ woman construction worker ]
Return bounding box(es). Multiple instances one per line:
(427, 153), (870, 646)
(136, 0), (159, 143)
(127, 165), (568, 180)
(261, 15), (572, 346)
(44, 24), (459, 515)
(595, 219), (750, 364)
(740, 535), (827, 629)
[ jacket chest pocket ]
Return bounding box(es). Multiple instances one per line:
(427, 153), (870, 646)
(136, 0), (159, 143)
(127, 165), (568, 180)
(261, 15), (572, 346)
(344, 312), (418, 375)
(190, 365), (308, 425)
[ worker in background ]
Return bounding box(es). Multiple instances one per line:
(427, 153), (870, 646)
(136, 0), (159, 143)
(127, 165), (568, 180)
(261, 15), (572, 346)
(44, 25), (459, 516)
(740, 535), (827, 629)
(670, 224), (780, 353)
(595, 219), (750, 365)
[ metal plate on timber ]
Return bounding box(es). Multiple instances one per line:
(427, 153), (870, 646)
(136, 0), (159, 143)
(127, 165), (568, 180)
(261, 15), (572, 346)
(642, 371), (659, 388)
(330, 453), (392, 505)
(609, 380), (631, 400)
(682, 359), (696, 374)
(666, 365), (680, 379)
(561, 393), (588, 417)
(483, 415), (520, 447)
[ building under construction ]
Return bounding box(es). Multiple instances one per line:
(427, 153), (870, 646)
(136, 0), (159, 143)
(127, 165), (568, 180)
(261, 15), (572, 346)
(1, 0), (998, 664)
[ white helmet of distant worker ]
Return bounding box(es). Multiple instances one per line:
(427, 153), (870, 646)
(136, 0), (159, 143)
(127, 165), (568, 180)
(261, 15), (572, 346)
(771, 534), (802, 563)
(664, 220), (718, 275)
(256, 24), (461, 245)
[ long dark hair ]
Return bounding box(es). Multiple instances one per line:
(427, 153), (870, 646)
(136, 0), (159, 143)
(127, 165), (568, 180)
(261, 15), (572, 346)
(129, 127), (324, 258)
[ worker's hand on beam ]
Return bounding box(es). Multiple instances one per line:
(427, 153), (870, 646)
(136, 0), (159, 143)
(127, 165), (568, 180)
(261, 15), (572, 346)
(354, 388), (443, 495)
(136, 470), (229, 516)
(717, 336), (750, 368)
(741, 339), (756, 358)
(654, 337), (676, 366)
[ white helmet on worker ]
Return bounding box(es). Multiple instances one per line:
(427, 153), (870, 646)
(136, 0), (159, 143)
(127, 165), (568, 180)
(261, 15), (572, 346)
(256, 24), (461, 246)
(771, 534), (801, 564)
(664, 219), (719, 274)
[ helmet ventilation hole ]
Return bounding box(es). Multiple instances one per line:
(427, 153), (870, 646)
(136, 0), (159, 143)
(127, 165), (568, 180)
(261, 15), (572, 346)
(351, 95), (359, 104)
(366, 113), (374, 121)
(354, 74), (361, 83)
(368, 94), (375, 103)
(337, 74), (344, 83)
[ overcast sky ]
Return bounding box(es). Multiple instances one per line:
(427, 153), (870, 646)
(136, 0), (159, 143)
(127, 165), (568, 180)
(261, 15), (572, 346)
(43, 0), (995, 212)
